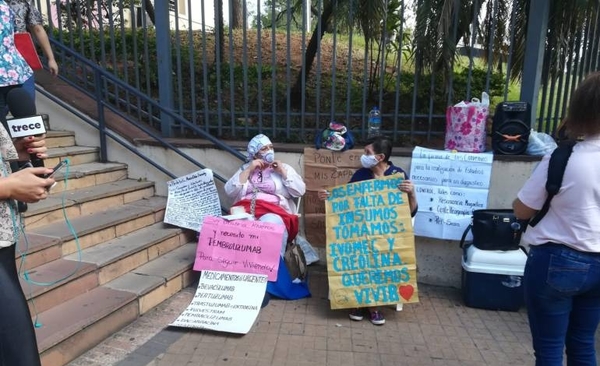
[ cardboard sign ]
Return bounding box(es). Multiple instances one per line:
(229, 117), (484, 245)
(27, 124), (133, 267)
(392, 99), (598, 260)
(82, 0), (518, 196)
(170, 270), (267, 334)
(303, 147), (363, 246)
(325, 175), (419, 309)
(194, 216), (284, 281)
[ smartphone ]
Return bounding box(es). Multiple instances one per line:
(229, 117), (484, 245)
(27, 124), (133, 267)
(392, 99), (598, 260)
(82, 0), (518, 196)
(45, 161), (68, 191)
(45, 160), (67, 179)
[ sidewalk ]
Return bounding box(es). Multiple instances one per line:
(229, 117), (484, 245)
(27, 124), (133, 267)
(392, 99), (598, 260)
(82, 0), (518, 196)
(68, 265), (593, 366)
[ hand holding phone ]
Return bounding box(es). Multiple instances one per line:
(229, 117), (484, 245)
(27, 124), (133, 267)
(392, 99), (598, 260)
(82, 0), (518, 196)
(45, 160), (67, 190)
(45, 160), (67, 179)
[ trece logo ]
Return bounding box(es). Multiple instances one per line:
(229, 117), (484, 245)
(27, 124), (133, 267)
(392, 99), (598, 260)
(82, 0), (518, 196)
(6, 115), (46, 138)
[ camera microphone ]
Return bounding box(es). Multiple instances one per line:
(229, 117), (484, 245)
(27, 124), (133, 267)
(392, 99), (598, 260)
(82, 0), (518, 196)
(5, 88), (45, 168)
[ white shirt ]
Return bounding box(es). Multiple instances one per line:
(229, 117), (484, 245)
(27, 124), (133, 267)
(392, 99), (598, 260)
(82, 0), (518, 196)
(224, 162), (306, 214)
(518, 137), (600, 252)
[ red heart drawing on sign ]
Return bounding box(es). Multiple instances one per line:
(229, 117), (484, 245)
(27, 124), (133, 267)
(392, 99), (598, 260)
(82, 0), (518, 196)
(398, 285), (414, 301)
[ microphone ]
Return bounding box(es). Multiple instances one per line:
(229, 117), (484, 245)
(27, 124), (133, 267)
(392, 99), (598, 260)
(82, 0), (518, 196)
(5, 88), (45, 168)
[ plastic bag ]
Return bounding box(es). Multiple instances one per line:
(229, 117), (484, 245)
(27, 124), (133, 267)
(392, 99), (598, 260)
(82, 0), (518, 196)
(445, 92), (490, 152)
(526, 129), (557, 156)
(295, 235), (319, 265)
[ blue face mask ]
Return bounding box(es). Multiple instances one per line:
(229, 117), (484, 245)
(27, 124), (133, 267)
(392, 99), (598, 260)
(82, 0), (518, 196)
(261, 149), (275, 164)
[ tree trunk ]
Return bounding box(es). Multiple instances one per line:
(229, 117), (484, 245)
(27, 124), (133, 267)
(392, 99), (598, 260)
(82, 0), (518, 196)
(143, 0), (155, 25)
(231, 0), (244, 29)
(215, 0), (225, 64)
(289, 0), (335, 107)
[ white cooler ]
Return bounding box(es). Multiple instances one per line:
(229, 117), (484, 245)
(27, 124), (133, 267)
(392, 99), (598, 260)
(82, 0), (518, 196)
(461, 244), (528, 311)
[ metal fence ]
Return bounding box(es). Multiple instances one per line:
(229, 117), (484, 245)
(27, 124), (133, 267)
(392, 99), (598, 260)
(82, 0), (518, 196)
(34, 0), (600, 145)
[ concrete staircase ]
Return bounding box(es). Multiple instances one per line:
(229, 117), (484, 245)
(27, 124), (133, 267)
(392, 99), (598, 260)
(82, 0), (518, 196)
(18, 130), (198, 366)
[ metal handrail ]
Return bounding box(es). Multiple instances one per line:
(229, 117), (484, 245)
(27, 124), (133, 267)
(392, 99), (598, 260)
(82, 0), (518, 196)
(44, 38), (246, 184)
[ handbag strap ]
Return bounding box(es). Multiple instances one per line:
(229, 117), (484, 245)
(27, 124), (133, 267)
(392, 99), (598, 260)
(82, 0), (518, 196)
(459, 224), (472, 248)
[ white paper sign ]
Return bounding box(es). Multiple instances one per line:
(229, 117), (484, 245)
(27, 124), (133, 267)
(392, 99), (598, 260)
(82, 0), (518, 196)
(409, 147), (494, 240)
(164, 169), (222, 231)
(170, 270), (267, 334)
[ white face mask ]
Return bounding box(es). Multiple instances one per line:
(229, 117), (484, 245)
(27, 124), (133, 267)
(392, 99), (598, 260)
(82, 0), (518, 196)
(360, 154), (379, 168)
(261, 149), (275, 164)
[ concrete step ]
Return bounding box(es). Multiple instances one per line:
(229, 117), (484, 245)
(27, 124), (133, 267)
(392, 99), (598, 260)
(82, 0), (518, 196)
(45, 145), (99, 167)
(64, 222), (190, 286)
(37, 243), (199, 366)
(37, 286), (138, 366)
(16, 196), (168, 271)
(51, 161), (129, 192)
(24, 179), (156, 229)
(21, 222), (191, 316)
(46, 130), (76, 148)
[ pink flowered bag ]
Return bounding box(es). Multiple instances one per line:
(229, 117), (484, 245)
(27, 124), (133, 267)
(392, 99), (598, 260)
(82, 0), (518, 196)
(445, 92), (489, 153)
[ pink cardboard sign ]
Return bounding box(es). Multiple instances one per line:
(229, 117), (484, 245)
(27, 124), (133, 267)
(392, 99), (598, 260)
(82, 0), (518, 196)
(194, 216), (284, 280)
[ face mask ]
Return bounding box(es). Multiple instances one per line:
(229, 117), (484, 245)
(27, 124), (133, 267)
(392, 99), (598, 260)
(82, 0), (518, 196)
(261, 149), (275, 164)
(360, 154), (379, 168)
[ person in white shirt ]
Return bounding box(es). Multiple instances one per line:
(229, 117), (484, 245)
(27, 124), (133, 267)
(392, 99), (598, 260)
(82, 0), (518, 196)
(513, 71), (600, 366)
(224, 134), (305, 256)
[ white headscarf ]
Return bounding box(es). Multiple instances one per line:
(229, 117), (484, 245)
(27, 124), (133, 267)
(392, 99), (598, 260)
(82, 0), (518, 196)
(246, 134), (272, 161)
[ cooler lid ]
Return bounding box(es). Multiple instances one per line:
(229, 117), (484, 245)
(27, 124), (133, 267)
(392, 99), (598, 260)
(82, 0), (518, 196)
(462, 244), (527, 276)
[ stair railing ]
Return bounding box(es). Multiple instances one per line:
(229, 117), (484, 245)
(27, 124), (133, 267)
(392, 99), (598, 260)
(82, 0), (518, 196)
(38, 39), (246, 186)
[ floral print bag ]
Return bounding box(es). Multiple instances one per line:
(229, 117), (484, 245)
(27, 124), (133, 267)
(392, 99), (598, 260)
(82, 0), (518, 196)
(444, 92), (489, 153)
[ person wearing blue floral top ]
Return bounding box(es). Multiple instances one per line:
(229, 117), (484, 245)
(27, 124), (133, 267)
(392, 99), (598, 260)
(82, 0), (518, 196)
(0, 0), (33, 108)
(8, 0), (59, 101)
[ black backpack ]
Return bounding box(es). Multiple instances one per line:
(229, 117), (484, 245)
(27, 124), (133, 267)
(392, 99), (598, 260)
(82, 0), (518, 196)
(492, 102), (531, 155)
(528, 140), (577, 227)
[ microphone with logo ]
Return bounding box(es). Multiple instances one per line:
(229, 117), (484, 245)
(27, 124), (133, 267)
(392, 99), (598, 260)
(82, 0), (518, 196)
(5, 88), (47, 212)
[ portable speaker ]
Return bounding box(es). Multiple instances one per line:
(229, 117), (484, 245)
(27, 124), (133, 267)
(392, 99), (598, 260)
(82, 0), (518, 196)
(492, 102), (531, 155)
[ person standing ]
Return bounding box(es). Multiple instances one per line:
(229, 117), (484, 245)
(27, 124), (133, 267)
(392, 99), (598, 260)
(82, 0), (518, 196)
(513, 71), (600, 365)
(0, 0), (32, 110)
(8, 0), (59, 101)
(0, 2), (56, 364)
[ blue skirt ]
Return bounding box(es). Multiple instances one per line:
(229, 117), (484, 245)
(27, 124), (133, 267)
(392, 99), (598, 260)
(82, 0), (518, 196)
(266, 257), (311, 300)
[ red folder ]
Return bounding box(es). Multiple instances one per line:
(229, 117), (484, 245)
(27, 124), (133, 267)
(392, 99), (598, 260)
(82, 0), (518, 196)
(14, 32), (42, 70)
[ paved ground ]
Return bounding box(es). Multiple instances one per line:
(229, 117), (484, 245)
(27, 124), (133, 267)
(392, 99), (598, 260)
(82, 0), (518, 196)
(68, 265), (599, 366)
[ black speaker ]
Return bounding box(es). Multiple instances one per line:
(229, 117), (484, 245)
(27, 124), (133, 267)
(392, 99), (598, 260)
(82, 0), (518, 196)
(492, 102), (531, 155)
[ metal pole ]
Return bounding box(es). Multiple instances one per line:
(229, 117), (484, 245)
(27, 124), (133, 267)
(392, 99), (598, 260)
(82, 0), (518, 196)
(155, 0), (174, 137)
(519, 0), (550, 128)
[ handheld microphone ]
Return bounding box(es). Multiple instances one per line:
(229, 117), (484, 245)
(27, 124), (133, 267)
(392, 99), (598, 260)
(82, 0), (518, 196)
(6, 88), (45, 168)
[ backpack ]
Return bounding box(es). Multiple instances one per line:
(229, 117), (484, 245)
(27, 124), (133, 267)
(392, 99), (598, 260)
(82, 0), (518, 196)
(492, 102), (531, 155)
(528, 140), (577, 227)
(315, 121), (355, 152)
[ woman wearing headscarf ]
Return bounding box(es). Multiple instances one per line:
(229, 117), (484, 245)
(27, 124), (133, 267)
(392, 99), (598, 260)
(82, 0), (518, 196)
(225, 134), (305, 255)
(225, 134), (310, 300)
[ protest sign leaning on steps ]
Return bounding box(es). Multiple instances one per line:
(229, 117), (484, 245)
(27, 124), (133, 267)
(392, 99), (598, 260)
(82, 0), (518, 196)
(224, 134), (310, 300)
(318, 136), (419, 325)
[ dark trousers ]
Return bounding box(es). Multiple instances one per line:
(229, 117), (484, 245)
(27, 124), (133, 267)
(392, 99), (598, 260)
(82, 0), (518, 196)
(0, 244), (41, 366)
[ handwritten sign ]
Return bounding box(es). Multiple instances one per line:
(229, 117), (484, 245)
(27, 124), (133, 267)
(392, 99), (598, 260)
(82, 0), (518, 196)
(409, 147), (493, 240)
(325, 175), (418, 309)
(170, 270), (268, 334)
(194, 216), (283, 280)
(164, 169), (222, 231)
(303, 147), (363, 246)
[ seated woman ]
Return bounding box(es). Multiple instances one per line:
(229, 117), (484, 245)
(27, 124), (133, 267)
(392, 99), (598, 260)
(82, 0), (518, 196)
(319, 136), (418, 325)
(224, 134), (309, 300)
